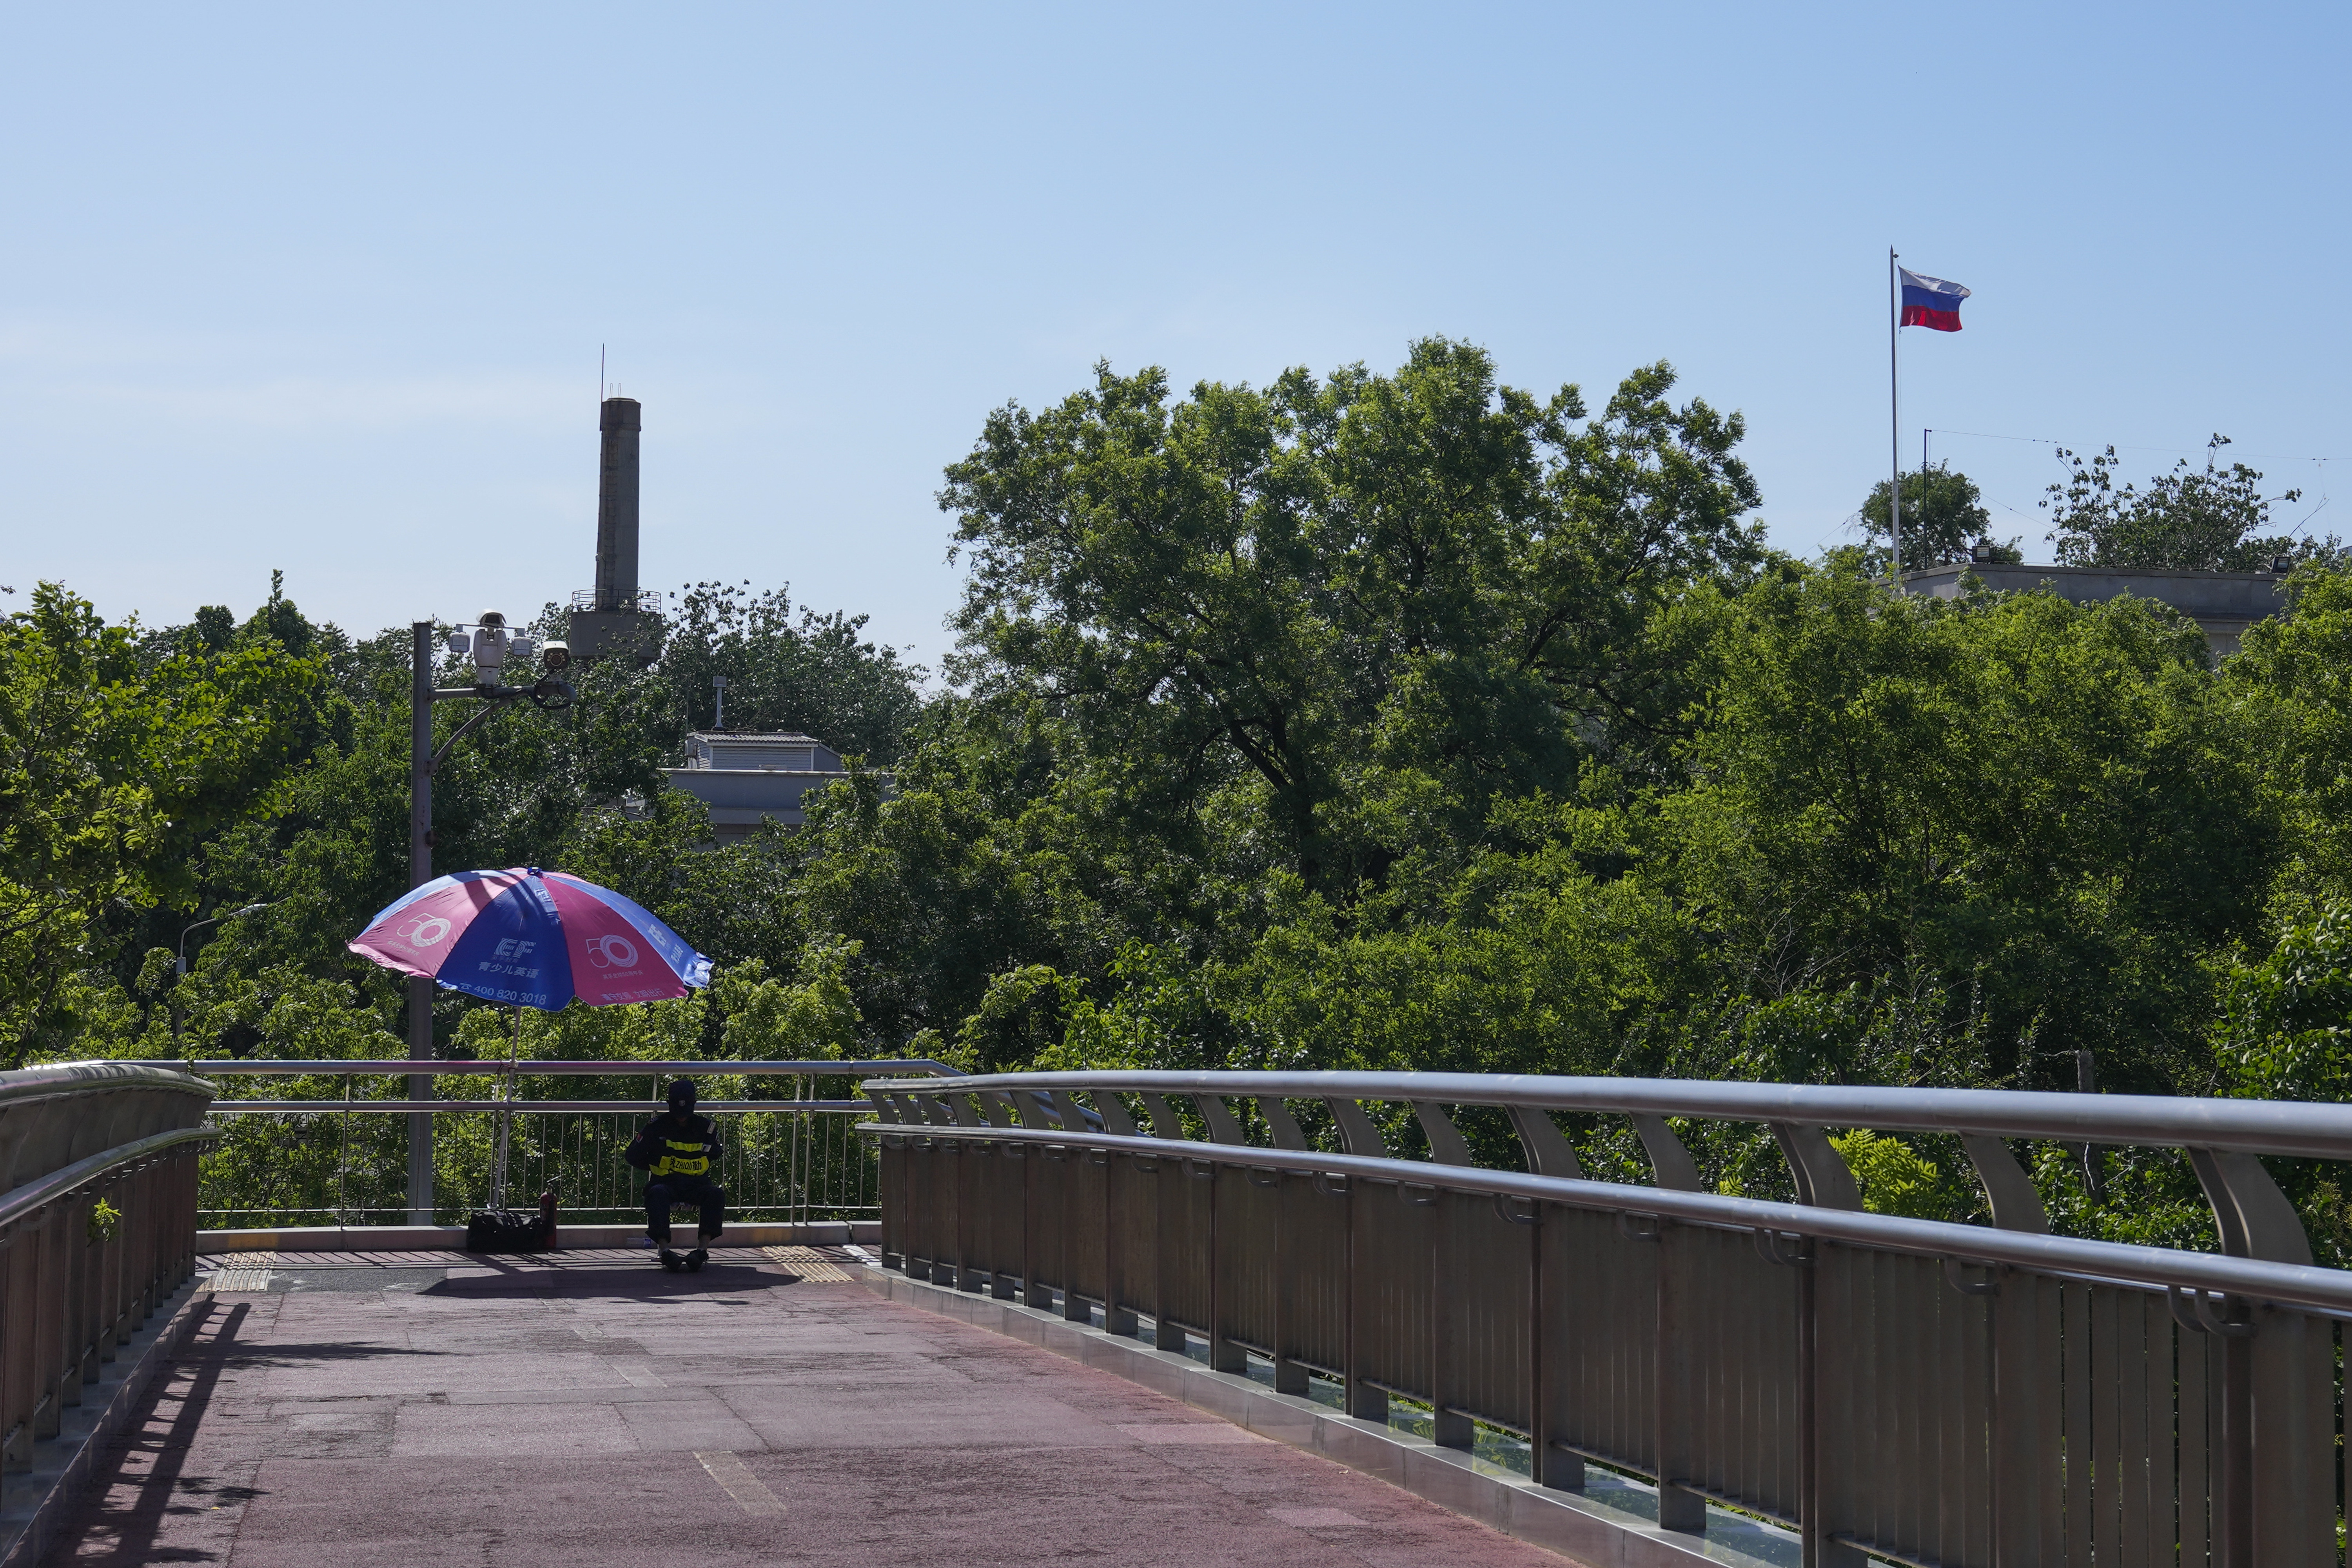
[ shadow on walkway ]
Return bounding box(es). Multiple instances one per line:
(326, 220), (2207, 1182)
(40, 1299), (262, 1566)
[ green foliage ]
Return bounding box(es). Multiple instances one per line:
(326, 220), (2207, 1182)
(0, 583), (325, 1062)
(86, 1197), (120, 1243)
(1655, 563), (2269, 1093)
(1827, 1130), (1952, 1220)
(2042, 436), (2334, 571)
(940, 339), (1764, 892)
(2218, 901), (2352, 1103)
(1856, 464), (2009, 570)
(655, 582), (925, 759)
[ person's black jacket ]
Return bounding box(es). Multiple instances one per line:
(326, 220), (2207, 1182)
(625, 1111), (722, 1175)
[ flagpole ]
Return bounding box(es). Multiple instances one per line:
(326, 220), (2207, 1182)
(1889, 247), (1903, 594)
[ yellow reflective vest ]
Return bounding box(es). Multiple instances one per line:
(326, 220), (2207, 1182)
(640, 1115), (716, 1177)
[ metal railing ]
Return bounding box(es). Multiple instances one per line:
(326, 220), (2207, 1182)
(193, 1059), (944, 1228)
(0, 1062), (212, 1470)
(860, 1069), (2352, 1568)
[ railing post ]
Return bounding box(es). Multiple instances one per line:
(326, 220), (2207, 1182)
(1150, 1153), (1174, 1352)
(1021, 1137), (1043, 1311)
(1431, 1190), (1473, 1448)
(877, 1116), (904, 1270)
(1653, 1219), (1704, 1534)
(32, 1207), (61, 1442)
(0, 1229), (19, 1472)
(1207, 1163), (1244, 1375)
(1270, 1171), (1306, 1394)
(1987, 1270), (2054, 1566)
(1058, 1143), (1087, 1324)
(1103, 1150), (1136, 1336)
(1531, 1199), (1577, 1490)
(952, 1131), (977, 1293)
(990, 1136), (1020, 1301)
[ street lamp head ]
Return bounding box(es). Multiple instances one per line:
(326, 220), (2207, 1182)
(230, 902), (274, 919)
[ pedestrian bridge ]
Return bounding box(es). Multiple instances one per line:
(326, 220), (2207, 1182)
(49, 1245), (1572, 1568)
(0, 1060), (2347, 1568)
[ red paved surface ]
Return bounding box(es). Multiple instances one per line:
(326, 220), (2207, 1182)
(42, 1250), (1564, 1566)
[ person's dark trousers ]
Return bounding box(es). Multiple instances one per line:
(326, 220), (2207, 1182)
(644, 1174), (727, 1242)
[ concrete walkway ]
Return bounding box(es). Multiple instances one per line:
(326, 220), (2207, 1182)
(41, 1248), (1566, 1567)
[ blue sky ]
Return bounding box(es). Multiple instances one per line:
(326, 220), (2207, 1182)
(6, 3), (2345, 674)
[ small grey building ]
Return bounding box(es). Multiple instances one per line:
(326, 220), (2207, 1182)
(1899, 562), (2291, 659)
(662, 732), (850, 843)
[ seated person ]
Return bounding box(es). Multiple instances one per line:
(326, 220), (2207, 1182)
(625, 1079), (726, 1269)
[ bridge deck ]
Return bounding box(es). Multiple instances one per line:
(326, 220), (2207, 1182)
(42, 1248), (1563, 1567)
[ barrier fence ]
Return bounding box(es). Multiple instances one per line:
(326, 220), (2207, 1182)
(191, 1059), (944, 1228)
(861, 1069), (2352, 1568)
(0, 1062), (211, 1473)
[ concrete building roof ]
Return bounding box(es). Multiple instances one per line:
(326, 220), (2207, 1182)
(1897, 561), (2292, 658)
(664, 732), (854, 840)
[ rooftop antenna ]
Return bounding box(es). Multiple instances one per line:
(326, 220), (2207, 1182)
(713, 673), (728, 730)
(600, 343), (605, 400)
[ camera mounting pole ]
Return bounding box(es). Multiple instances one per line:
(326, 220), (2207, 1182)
(406, 619), (575, 1225)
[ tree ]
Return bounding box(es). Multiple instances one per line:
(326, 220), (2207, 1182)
(1856, 464), (2011, 571)
(1654, 562), (2274, 1093)
(940, 338), (1763, 895)
(0, 584), (325, 1062)
(650, 582), (926, 760)
(2043, 435), (2330, 570)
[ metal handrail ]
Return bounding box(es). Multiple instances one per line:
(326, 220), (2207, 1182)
(860, 1068), (2352, 1160)
(0, 1125), (217, 1231)
(863, 1120), (2352, 1318)
(192, 1058), (953, 1078)
(208, 1100), (872, 1113)
(0, 1060), (222, 1105)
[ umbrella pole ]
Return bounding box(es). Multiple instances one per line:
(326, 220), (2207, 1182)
(492, 1004), (519, 1210)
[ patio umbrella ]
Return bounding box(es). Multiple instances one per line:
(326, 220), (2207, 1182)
(348, 866), (712, 1212)
(348, 866), (711, 1008)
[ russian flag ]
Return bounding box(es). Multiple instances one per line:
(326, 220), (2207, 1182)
(1900, 267), (1969, 332)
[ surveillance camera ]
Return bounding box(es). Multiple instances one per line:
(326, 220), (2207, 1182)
(479, 609), (507, 629)
(508, 633), (536, 662)
(540, 640), (572, 672)
(445, 630), (473, 655)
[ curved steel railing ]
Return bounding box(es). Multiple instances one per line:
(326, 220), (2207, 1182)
(0, 1062), (214, 1473)
(860, 1069), (2352, 1568)
(184, 1060), (944, 1227)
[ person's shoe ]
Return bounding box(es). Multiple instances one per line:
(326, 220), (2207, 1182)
(658, 1247), (684, 1272)
(685, 1247), (708, 1273)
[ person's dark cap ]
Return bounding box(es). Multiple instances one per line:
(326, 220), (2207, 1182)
(666, 1079), (699, 1111)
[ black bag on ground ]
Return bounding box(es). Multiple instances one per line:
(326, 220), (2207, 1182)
(465, 1208), (547, 1252)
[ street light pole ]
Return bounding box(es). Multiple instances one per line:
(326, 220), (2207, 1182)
(408, 621), (435, 1224)
(405, 615), (574, 1226)
(173, 902), (276, 1048)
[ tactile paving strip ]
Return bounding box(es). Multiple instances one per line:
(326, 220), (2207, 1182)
(205, 1267), (274, 1293)
(760, 1245), (852, 1283)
